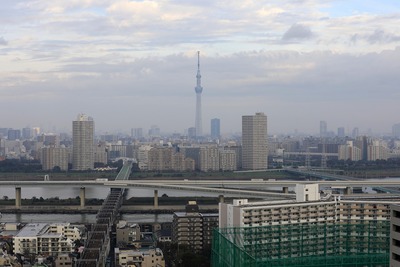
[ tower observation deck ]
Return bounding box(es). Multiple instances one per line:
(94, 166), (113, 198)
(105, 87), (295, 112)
(194, 51), (203, 137)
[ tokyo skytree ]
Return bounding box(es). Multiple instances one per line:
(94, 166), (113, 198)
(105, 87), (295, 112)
(194, 51), (203, 137)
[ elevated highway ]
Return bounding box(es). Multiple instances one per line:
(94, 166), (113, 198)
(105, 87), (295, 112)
(2, 178), (400, 188)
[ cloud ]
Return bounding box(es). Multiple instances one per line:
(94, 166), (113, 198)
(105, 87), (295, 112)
(1, 48), (400, 133)
(1, 1), (400, 133)
(367, 29), (400, 44)
(349, 29), (400, 45)
(282, 23), (314, 42)
(0, 37), (8, 45)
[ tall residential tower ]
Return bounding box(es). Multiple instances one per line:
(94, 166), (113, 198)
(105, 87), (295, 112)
(320, 120), (327, 137)
(211, 118), (220, 139)
(72, 114), (94, 170)
(242, 112), (268, 170)
(194, 51), (203, 137)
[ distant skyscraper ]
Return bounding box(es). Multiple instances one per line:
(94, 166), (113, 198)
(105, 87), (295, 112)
(72, 114), (94, 170)
(320, 121), (327, 137)
(148, 125), (160, 137)
(211, 118), (220, 139)
(7, 129), (21, 140)
(242, 112), (268, 170)
(194, 51), (203, 137)
(32, 127), (40, 137)
(337, 127), (345, 138)
(131, 128), (143, 139)
(393, 123), (400, 138)
(352, 127), (359, 138)
(22, 127), (32, 140)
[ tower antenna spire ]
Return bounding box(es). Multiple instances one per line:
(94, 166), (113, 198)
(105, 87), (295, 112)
(194, 51), (203, 137)
(197, 51), (200, 70)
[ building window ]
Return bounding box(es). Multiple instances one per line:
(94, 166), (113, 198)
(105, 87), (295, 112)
(394, 210), (400, 218)
(393, 253), (400, 262)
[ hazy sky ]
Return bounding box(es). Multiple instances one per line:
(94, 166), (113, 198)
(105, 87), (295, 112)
(1, 0), (400, 135)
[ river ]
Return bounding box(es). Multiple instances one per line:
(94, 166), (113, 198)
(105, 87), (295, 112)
(0, 213), (173, 224)
(2, 177), (399, 224)
(0, 186), (214, 224)
(0, 186), (223, 199)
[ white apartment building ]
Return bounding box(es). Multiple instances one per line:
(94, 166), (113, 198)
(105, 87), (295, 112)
(138, 145), (153, 170)
(41, 146), (68, 171)
(219, 150), (237, 171)
(220, 184), (399, 228)
(368, 140), (389, 161)
(94, 143), (108, 165)
(115, 248), (165, 267)
(338, 141), (362, 161)
(47, 223), (82, 240)
(13, 223), (82, 256)
(199, 146), (220, 172)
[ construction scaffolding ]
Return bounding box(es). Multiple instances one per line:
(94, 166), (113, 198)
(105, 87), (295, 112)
(211, 221), (390, 267)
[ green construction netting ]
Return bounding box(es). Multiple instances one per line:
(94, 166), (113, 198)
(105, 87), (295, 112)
(211, 221), (390, 267)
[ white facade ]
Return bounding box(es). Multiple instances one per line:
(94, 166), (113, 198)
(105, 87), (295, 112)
(41, 146), (68, 171)
(138, 145), (153, 170)
(115, 248), (165, 267)
(13, 223), (81, 256)
(219, 194), (399, 229)
(338, 141), (362, 161)
(368, 140), (389, 161)
(199, 146), (219, 172)
(295, 184), (320, 202)
(219, 150), (237, 171)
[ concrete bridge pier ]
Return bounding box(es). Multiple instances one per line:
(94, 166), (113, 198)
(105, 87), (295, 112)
(282, 187), (289, 194)
(15, 187), (21, 209)
(219, 195), (225, 203)
(345, 187), (353, 195)
(80, 187), (85, 208)
(154, 190), (158, 209)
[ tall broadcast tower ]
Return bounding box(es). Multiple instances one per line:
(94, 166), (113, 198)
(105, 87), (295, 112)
(194, 51), (203, 137)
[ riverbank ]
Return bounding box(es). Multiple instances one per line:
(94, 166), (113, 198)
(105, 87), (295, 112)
(0, 196), (231, 214)
(0, 204), (218, 214)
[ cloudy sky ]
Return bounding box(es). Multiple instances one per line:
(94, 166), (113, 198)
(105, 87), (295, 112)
(1, 0), (400, 135)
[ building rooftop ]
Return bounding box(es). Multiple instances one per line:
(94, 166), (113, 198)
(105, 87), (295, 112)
(15, 223), (48, 238)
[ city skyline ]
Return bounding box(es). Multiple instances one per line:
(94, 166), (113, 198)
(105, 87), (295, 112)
(1, 1), (400, 134)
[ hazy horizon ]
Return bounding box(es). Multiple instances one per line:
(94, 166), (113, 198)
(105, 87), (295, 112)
(1, 1), (400, 135)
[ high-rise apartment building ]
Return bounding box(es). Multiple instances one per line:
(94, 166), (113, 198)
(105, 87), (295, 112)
(172, 201), (218, 252)
(131, 128), (143, 139)
(7, 129), (21, 140)
(22, 127), (32, 140)
(219, 150), (237, 171)
(72, 114), (94, 170)
(41, 146), (68, 171)
(215, 190), (395, 267)
(242, 112), (268, 170)
(368, 140), (389, 161)
(391, 204), (400, 267)
(211, 118), (220, 139)
(199, 146), (220, 172)
(338, 141), (362, 161)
